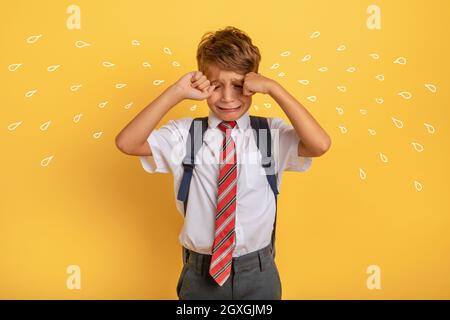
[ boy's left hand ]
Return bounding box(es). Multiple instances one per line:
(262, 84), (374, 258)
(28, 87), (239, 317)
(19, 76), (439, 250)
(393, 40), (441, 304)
(242, 72), (277, 96)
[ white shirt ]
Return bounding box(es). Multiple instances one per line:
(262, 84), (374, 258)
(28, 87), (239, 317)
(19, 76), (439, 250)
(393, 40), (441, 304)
(139, 109), (312, 257)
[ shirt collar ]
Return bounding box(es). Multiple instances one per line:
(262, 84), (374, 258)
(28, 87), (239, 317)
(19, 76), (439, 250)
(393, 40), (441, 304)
(208, 109), (250, 130)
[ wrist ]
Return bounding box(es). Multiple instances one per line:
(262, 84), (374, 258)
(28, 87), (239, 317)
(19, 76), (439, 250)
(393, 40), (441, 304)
(167, 83), (186, 102)
(267, 80), (281, 96)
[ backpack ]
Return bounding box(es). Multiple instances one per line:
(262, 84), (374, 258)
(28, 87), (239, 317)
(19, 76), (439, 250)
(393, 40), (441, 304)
(176, 115), (280, 265)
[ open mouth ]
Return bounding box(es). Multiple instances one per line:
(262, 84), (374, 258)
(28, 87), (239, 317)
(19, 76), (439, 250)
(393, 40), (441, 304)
(217, 105), (242, 113)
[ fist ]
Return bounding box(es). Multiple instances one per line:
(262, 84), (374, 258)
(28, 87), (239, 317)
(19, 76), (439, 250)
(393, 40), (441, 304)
(173, 71), (216, 101)
(242, 72), (275, 96)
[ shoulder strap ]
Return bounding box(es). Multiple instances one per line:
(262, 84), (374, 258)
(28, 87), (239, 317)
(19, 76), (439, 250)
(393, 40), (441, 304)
(176, 117), (209, 215)
(249, 115), (279, 259)
(249, 116), (279, 196)
(177, 117), (208, 266)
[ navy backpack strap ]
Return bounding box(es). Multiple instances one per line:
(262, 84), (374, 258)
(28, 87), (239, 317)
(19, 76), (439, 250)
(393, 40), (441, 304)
(176, 117), (208, 213)
(249, 115), (279, 259)
(177, 116), (208, 265)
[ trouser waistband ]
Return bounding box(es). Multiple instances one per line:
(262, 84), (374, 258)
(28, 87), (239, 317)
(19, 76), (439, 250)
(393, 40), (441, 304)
(183, 244), (273, 275)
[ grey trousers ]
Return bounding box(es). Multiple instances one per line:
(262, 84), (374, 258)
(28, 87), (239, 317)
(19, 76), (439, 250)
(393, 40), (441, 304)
(176, 244), (282, 300)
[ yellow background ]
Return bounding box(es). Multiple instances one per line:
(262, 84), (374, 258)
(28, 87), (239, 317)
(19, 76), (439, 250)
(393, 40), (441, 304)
(1, 0), (449, 299)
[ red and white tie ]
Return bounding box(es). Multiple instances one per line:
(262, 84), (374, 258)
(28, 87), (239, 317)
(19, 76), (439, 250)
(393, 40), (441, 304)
(209, 120), (238, 286)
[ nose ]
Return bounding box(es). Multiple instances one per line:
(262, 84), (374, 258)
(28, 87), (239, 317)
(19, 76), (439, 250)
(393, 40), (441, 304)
(220, 85), (236, 103)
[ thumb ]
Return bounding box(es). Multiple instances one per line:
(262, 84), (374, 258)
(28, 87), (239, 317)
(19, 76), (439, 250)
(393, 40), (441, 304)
(203, 84), (216, 98)
(243, 87), (253, 96)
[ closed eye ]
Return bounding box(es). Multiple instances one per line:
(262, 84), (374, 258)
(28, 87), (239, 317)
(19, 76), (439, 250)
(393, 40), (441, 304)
(213, 85), (243, 90)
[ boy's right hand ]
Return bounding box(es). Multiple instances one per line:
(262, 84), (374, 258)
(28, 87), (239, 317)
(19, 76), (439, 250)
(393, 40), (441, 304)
(173, 71), (216, 101)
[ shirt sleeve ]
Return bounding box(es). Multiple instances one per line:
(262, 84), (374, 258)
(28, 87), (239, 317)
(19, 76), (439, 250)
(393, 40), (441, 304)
(139, 117), (193, 174)
(268, 117), (313, 174)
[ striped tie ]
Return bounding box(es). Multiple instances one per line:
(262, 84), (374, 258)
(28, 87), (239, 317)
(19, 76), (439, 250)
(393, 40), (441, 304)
(209, 120), (238, 286)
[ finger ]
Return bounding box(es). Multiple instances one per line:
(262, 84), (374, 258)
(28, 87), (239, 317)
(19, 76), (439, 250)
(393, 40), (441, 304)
(190, 71), (198, 83)
(202, 85), (216, 98)
(191, 71), (203, 83)
(197, 80), (210, 90)
(242, 86), (252, 96)
(192, 75), (207, 87)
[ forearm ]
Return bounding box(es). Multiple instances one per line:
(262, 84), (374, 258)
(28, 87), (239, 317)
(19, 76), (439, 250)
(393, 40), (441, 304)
(268, 81), (331, 154)
(115, 84), (184, 152)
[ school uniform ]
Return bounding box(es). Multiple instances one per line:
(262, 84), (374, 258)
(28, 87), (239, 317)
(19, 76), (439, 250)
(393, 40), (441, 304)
(139, 109), (312, 299)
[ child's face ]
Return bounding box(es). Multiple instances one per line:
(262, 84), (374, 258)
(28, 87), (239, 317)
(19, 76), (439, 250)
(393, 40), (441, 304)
(204, 64), (252, 122)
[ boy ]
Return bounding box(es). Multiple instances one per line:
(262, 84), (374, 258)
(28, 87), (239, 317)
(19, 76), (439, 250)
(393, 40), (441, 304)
(116, 26), (331, 300)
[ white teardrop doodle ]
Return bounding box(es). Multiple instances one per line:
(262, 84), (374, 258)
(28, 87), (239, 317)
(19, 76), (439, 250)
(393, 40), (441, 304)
(264, 103), (271, 109)
(359, 168), (367, 180)
(172, 61), (180, 67)
(124, 102), (133, 110)
(163, 47), (172, 55)
(142, 62), (152, 68)
(307, 96), (317, 102)
(398, 91), (412, 100)
(8, 63), (23, 71)
(102, 61), (115, 67)
(253, 105), (259, 111)
(423, 122), (435, 134)
(27, 34), (42, 44)
(70, 84), (82, 91)
(190, 104), (197, 111)
(40, 155), (54, 167)
(337, 85), (347, 92)
(346, 66), (356, 73)
(73, 113), (83, 123)
(337, 44), (347, 51)
(393, 57), (407, 65)
(98, 101), (108, 108)
(369, 53), (380, 60)
(270, 63), (280, 70)
(8, 121), (23, 131)
(368, 129), (376, 135)
(47, 64), (61, 72)
(424, 83), (437, 93)
(280, 51), (291, 57)
(379, 152), (388, 162)
(131, 40), (140, 46)
(153, 80), (165, 86)
(375, 98), (384, 104)
(298, 80), (310, 85)
(318, 66), (328, 72)
(310, 31), (321, 39)
(391, 117), (403, 128)
(40, 120), (51, 131)
(360, 109), (368, 115)
(93, 131), (103, 139)
(411, 142), (424, 152)
(25, 89), (38, 98)
(338, 125), (347, 133)
(414, 180), (423, 191)
(301, 54), (311, 62)
(75, 40), (91, 48)
(278, 72), (285, 77)
(336, 106), (344, 115)
(115, 83), (127, 89)
(375, 74), (385, 81)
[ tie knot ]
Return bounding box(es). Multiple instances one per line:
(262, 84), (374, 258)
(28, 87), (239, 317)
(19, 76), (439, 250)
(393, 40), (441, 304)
(218, 121), (237, 133)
